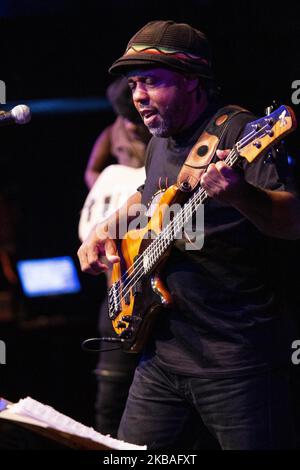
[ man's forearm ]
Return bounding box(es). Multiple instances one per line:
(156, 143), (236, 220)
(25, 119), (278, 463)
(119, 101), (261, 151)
(231, 182), (300, 240)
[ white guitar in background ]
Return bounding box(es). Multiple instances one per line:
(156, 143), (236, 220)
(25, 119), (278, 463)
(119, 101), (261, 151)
(79, 164), (145, 242)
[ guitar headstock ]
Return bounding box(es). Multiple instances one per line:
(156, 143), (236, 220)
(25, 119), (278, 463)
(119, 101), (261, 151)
(238, 105), (297, 163)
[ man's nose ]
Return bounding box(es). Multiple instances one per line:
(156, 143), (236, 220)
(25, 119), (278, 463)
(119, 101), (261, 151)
(132, 83), (148, 103)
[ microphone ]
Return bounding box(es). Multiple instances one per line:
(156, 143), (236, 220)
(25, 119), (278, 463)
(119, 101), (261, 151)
(0, 105), (31, 127)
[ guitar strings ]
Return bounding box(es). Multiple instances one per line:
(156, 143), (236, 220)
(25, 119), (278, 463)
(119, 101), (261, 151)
(110, 128), (257, 298)
(109, 124), (269, 309)
(109, 151), (238, 309)
(109, 123), (271, 309)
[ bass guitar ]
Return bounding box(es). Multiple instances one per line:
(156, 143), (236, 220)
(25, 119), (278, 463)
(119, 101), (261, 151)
(108, 105), (297, 352)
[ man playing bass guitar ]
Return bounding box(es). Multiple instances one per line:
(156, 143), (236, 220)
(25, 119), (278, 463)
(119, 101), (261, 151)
(78, 20), (300, 449)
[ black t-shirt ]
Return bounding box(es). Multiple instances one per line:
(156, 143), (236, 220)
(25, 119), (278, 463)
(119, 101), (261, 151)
(138, 105), (294, 378)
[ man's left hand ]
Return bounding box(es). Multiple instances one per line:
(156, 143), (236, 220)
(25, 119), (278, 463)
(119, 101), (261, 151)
(200, 149), (246, 204)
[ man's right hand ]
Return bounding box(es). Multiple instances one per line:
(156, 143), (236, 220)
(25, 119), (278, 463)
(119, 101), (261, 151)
(78, 191), (142, 275)
(77, 223), (120, 275)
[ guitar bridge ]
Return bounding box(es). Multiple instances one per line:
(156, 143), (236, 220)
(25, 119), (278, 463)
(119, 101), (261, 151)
(108, 281), (121, 320)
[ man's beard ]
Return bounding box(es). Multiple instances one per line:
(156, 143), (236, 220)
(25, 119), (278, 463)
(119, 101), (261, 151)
(146, 115), (173, 138)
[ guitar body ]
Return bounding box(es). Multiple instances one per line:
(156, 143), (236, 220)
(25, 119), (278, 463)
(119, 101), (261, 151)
(109, 184), (185, 352)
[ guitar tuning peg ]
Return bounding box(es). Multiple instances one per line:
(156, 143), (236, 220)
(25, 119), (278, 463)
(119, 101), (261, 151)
(265, 105), (273, 116)
(264, 100), (279, 116)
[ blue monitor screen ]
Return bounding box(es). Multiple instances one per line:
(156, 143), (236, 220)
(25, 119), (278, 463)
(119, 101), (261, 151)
(16, 257), (81, 297)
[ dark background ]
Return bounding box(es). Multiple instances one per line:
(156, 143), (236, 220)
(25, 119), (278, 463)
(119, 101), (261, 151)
(1, 0), (300, 441)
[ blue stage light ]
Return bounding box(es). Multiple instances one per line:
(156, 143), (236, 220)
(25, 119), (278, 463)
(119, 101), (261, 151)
(16, 256), (81, 297)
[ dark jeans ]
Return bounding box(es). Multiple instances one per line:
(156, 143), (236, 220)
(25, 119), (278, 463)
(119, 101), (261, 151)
(94, 296), (139, 436)
(118, 357), (294, 450)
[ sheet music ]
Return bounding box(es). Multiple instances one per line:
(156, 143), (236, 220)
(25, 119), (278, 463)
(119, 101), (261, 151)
(4, 397), (146, 450)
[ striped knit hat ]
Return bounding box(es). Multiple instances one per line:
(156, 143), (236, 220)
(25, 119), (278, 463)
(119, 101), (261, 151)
(109, 20), (214, 79)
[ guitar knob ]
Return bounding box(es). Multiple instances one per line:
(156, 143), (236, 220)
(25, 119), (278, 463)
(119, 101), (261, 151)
(122, 315), (133, 323)
(117, 321), (127, 329)
(253, 141), (261, 149)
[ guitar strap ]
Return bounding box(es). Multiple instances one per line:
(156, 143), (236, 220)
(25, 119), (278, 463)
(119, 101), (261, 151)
(177, 105), (249, 192)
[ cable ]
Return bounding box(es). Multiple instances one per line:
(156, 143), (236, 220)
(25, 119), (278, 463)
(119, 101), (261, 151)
(81, 337), (125, 353)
